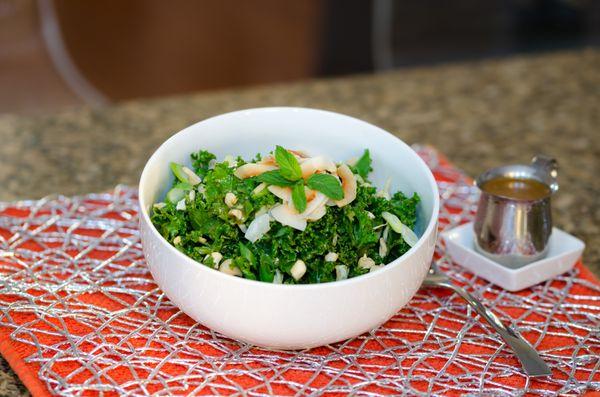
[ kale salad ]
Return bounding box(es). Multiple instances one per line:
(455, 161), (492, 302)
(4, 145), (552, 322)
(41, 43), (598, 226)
(151, 146), (420, 284)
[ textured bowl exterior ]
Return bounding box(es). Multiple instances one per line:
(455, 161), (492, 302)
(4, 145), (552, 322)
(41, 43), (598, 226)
(139, 107), (439, 349)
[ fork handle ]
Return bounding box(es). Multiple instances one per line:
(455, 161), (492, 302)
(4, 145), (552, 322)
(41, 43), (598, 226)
(442, 282), (551, 377)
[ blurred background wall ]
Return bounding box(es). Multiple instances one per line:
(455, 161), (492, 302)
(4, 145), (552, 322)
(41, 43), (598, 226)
(1, 0), (599, 115)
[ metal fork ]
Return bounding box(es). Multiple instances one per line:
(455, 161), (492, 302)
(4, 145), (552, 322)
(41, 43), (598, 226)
(422, 262), (552, 377)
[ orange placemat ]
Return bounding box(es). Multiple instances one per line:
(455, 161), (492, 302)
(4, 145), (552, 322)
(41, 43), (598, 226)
(0, 146), (598, 396)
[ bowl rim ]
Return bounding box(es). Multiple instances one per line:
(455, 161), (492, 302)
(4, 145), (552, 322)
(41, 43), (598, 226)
(139, 106), (439, 290)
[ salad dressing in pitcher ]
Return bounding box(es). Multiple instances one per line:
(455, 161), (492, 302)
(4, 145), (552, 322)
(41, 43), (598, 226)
(480, 177), (552, 201)
(474, 155), (558, 268)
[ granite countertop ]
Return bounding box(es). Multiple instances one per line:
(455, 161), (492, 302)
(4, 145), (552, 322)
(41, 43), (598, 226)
(0, 49), (598, 395)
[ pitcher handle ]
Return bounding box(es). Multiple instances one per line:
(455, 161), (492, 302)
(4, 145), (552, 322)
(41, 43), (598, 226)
(531, 155), (559, 192)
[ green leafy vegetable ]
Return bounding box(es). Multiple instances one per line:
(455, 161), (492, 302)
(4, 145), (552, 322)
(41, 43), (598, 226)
(306, 173), (343, 200)
(191, 150), (216, 178)
(291, 182), (307, 213)
(354, 149), (372, 179)
(255, 170), (297, 186)
(170, 162), (189, 183)
(239, 242), (256, 266)
(151, 147), (419, 285)
(259, 253), (275, 282)
(274, 146), (302, 181)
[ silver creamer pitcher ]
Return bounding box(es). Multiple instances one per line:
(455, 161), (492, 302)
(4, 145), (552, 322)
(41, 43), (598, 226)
(474, 156), (558, 268)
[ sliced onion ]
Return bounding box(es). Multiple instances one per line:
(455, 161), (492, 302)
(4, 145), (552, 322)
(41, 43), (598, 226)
(166, 187), (186, 204)
(370, 265), (384, 272)
(244, 213), (272, 243)
(376, 178), (392, 200)
(335, 265), (349, 281)
(379, 238), (388, 258)
(273, 269), (283, 284)
(252, 182), (267, 195)
(255, 205), (269, 217)
(383, 225), (390, 241)
(381, 211), (419, 247)
(182, 166), (202, 185)
(223, 154), (236, 167)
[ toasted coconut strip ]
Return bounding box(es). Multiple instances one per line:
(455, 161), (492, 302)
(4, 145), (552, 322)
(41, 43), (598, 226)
(303, 191), (328, 216)
(300, 156), (337, 179)
(234, 163), (277, 179)
(270, 204), (307, 231)
(259, 154), (277, 166)
(288, 149), (309, 159)
(334, 164), (357, 207)
(260, 149), (308, 167)
(305, 204), (326, 221)
(270, 190), (328, 229)
(345, 157), (358, 167)
(304, 187), (317, 202)
(268, 185), (292, 201)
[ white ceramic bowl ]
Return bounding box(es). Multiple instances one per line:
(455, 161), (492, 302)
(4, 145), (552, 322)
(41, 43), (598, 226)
(139, 107), (439, 349)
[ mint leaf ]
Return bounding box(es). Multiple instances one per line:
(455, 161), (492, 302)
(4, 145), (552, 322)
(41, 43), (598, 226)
(275, 146), (302, 181)
(255, 170), (296, 186)
(291, 182), (307, 213)
(306, 173), (343, 200)
(354, 149), (372, 179)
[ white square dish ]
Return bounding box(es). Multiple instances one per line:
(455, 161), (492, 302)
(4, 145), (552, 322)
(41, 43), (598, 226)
(442, 222), (585, 291)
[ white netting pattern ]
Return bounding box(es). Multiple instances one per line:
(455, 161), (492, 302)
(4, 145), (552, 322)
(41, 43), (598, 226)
(0, 146), (598, 396)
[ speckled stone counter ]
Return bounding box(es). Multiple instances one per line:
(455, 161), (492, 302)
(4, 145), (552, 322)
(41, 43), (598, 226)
(0, 49), (598, 395)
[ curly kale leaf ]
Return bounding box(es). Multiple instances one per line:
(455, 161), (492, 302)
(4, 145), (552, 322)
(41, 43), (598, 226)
(191, 150), (216, 178)
(151, 147), (420, 284)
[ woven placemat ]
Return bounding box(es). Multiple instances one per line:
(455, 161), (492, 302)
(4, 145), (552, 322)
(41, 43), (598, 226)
(0, 146), (598, 396)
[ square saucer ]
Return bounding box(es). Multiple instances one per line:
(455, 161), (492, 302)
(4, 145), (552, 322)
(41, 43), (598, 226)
(441, 222), (585, 291)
